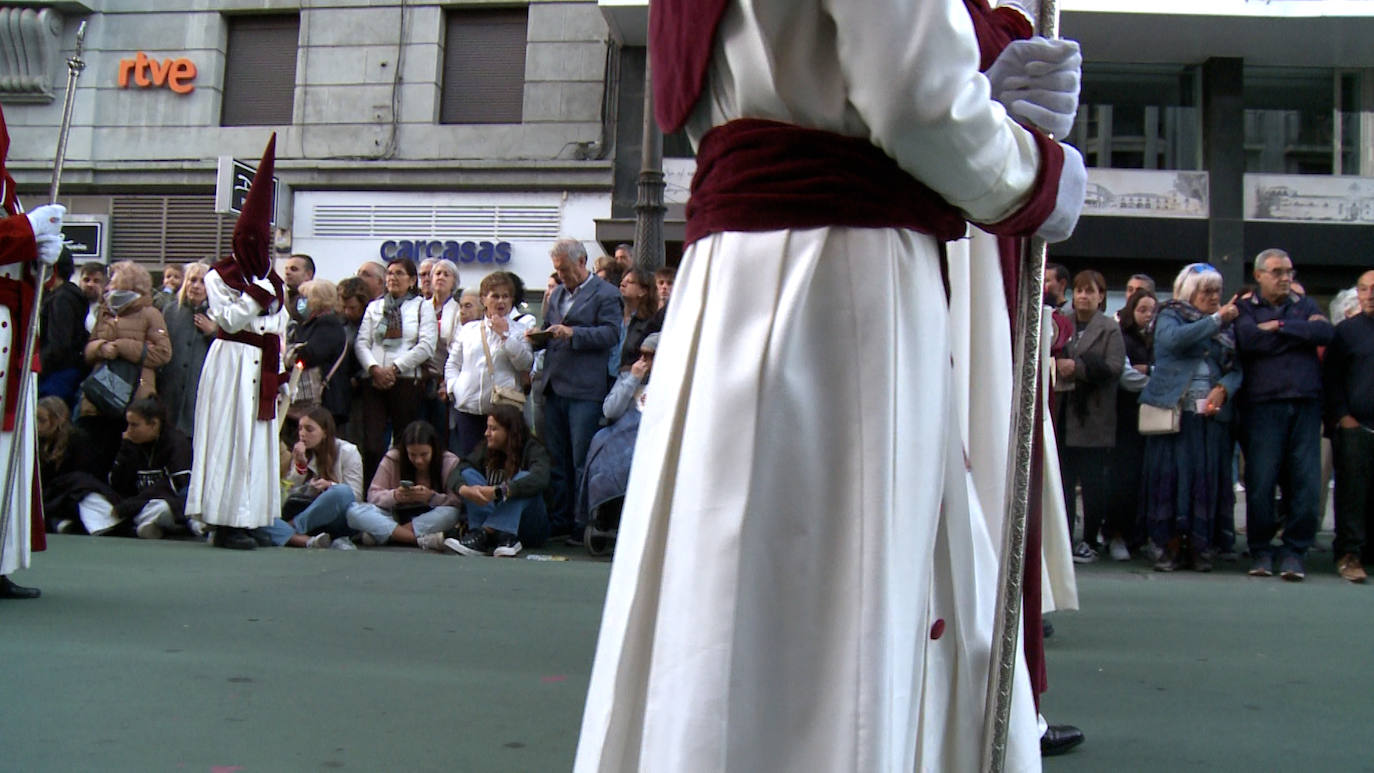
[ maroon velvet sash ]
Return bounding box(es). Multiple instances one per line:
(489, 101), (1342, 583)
(651, 0), (730, 133)
(686, 118), (1064, 247)
(217, 328), (287, 421)
(686, 119), (971, 245)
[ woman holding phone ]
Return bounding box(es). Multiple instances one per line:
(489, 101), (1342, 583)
(346, 420), (461, 549)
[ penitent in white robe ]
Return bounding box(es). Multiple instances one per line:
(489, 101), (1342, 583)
(185, 269), (288, 528)
(576, 2), (1051, 771)
(0, 265), (36, 576)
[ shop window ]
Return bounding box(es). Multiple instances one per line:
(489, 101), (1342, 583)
(440, 8), (528, 124)
(1243, 67), (1336, 175)
(1076, 64), (1201, 171)
(220, 14), (300, 127)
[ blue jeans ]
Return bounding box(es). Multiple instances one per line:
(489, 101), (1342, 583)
(254, 483), (354, 546)
(462, 468), (549, 548)
(543, 391), (604, 532)
(345, 502), (460, 545)
(1242, 399), (1322, 558)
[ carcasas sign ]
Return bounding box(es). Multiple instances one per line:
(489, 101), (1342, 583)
(380, 239), (512, 265)
(118, 52), (197, 94)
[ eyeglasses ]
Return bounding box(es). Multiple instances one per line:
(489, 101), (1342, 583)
(1264, 268), (1297, 278)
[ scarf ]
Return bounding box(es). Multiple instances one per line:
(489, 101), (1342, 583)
(106, 290), (140, 315)
(382, 290), (416, 340)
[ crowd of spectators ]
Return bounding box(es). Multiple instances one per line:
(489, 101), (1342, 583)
(35, 238), (674, 559)
(39, 239), (1371, 581)
(1046, 250), (1374, 583)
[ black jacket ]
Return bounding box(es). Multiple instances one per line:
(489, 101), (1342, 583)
(293, 312), (352, 423)
(453, 435), (551, 503)
(109, 424), (193, 521)
(39, 280), (89, 373)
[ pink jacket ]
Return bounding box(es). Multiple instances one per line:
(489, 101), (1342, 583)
(366, 448), (461, 511)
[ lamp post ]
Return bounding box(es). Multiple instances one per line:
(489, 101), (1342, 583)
(632, 57), (665, 272)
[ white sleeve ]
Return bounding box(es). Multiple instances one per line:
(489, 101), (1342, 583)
(502, 319), (534, 372)
(355, 300), (380, 371)
(445, 324), (467, 398)
(820, 0), (1044, 223)
(340, 442), (365, 501)
(204, 270), (263, 334)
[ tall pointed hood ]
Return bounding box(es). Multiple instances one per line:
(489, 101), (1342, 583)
(231, 133), (276, 280)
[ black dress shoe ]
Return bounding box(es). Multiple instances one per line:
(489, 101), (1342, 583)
(0, 575), (41, 599)
(212, 527), (257, 550)
(1040, 724), (1084, 757)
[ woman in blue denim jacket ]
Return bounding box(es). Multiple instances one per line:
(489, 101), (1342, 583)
(1140, 264), (1243, 572)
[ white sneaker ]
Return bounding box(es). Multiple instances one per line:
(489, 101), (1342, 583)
(187, 519), (208, 539)
(415, 532), (446, 551)
(1108, 538), (1130, 562)
(492, 533), (523, 558)
(306, 533), (332, 549)
(330, 536), (357, 551)
(135, 514), (163, 540)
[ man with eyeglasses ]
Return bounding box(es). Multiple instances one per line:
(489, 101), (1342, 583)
(1234, 248), (1335, 581)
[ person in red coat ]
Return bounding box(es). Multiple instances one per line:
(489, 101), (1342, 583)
(0, 103), (65, 599)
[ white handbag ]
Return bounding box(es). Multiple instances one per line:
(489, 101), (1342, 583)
(1138, 402), (1181, 435)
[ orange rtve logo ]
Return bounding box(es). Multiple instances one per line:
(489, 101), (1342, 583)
(118, 52), (197, 94)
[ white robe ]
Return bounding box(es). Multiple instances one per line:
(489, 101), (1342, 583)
(948, 233), (1078, 615)
(185, 269), (289, 528)
(576, 2), (1049, 770)
(0, 271), (36, 576)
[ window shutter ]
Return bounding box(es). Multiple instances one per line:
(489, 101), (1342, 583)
(111, 195), (236, 269)
(221, 14), (300, 126)
(441, 8), (528, 125)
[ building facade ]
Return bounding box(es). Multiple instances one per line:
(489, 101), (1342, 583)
(1, 0), (618, 288)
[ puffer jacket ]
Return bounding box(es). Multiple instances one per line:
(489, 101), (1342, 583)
(81, 294), (173, 413)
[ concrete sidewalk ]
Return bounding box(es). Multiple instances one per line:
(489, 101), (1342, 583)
(4, 535), (1372, 771)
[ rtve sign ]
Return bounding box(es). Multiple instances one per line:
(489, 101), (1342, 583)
(118, 52), (197, 94)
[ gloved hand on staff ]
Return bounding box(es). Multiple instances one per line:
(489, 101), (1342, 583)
(25, 204), (65, 265)
(986, 37), (1082, 139)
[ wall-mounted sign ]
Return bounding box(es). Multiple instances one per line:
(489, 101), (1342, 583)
(117, 51), (197, 94)
(215, 156), (278, 220)
(1245, 173), (1374, 224)
(379, 239), (513, 264)
(61, 215), (108, 263)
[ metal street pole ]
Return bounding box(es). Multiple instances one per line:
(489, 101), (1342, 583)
(632, 56), (665, 272)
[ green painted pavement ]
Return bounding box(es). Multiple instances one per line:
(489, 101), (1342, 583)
(4, 536), (1373, 771)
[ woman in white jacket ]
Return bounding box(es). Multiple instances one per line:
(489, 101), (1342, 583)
(256, 406), (364, 549)
(445, 271), (533, 456)
(354, 257), (437, 482)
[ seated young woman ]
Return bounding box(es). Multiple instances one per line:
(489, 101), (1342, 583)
(346, 420), (461, 549)
(256, 406), (364, 549)
(36, 396), (119, 534)
(109, 397), (194, 539)
(442, 404), (550, 558)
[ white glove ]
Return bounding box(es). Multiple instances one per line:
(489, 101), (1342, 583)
(986, 37), (1082, 139)
(35, 233), (63, 265)
(26, 204), (65, 238)
(1036, 143), (1086, 244)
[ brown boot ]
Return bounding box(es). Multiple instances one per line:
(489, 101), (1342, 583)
(1337, 553), (1367, 584)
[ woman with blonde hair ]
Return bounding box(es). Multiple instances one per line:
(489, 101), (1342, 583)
(425, 259), (461, 448)
(161, 261), (214, 436)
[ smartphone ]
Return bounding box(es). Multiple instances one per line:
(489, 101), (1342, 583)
(399, 480), (414, 489)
